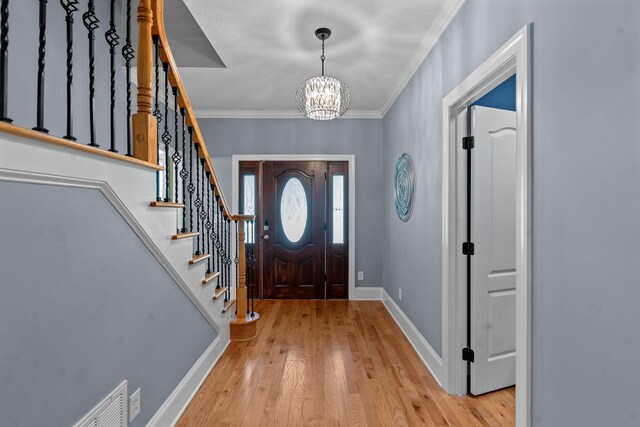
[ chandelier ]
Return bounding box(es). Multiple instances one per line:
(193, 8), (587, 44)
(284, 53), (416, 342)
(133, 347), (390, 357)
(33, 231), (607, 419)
(296, 28), (351, 120)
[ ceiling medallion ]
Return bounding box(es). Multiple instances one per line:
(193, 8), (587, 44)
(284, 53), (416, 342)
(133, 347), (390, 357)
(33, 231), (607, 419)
(395, 153), (415, 222)
(296, 28), (351, 120)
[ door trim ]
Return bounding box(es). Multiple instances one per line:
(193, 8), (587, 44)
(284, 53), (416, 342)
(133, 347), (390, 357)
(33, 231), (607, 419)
(441, 25), (531, 426)
(232, 154), (356, 300)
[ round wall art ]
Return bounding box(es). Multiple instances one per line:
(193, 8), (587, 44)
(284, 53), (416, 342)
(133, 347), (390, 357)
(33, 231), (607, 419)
(394, 153), (415, 222)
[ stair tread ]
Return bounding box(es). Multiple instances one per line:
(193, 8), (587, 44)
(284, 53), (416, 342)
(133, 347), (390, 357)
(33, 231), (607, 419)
(149, 201), (184, 208)
(188, 253), (211, 265)
(212, 286), (227, 300)
(172, 231), (199, 240)
(202, 271), (221, 285)
(222, 299), (236, 313)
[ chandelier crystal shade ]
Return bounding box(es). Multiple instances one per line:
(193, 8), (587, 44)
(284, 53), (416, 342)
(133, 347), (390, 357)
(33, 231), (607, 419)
(296, 28), (351, 120)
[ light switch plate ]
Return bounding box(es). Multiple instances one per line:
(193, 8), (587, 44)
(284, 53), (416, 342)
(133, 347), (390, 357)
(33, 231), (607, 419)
(129, 388), (141, 422)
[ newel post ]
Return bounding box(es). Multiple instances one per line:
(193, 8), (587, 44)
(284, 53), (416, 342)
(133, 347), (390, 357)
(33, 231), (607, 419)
(132, 0), (157, 163)
(236, 218), (248, 321)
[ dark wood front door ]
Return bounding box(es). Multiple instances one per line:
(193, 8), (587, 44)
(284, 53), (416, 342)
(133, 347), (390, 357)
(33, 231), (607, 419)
(263, 161), (326, 299)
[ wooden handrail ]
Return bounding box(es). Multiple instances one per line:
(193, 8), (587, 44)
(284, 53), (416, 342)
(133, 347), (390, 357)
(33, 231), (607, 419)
(139, 0), (247, 222)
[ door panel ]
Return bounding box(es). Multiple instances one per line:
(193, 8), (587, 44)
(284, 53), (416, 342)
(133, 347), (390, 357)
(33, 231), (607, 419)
(470, 106), (517, 395)
(326, 162), (349, 299)
(263, 161), (326, 299)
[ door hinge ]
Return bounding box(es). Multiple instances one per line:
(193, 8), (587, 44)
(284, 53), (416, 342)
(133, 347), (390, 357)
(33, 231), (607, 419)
(462, 347), (475, 363)
(462, 242), (475, 256)
(462, 136), (475, 150)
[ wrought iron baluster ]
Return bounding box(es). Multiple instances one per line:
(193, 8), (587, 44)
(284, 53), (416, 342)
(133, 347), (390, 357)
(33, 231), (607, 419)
(33, 0), (49, 133)
(194, 145), (202, 255)
(105, 0), (119, 152)
(187, 132), (195, 233)
(61, 0), (79, 139)
(205, 175), (212, 275)
(200, 159), (207, 254)
(211, 185), (217, 277)
(227, 217), (231, 295)
(153, 36), (162, 202)
(179, 112), (188, 232)
(83, 0), (98, 146)
(221, 206), (226, 300)
(171, 90), (181, 210)
(235, 220), (239, 293)
(215, 196), (221, 289)
(122, 0), (134, 156)
(251, 220), (255, 316)
(0, 0), (11, 123)
(161, 64), (170, 201)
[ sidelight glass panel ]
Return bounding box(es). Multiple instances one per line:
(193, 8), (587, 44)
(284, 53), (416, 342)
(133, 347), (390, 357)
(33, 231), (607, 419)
(243, 175), (255, 243)
(332, 175), (345, 244)
(280, 177), (308, 243)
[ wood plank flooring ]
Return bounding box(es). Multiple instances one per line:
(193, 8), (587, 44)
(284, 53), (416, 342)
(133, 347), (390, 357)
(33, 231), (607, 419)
(178, 300), (515, 427)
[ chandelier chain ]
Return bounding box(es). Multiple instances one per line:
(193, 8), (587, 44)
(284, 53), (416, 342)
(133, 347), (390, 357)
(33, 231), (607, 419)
(321, 39), (325, 76)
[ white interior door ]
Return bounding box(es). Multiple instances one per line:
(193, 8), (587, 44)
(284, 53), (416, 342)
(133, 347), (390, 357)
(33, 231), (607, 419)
(470, 105), (517, 395)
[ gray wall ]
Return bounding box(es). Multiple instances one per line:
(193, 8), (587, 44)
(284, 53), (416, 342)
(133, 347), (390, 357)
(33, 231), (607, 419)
(199, 118), (384, 288)
(382, 0), (640, 425)
(0, 182), (217, 427)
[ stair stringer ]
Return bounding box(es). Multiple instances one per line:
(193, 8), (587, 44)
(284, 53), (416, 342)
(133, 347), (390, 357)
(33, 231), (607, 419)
(0, 133), (235, 343)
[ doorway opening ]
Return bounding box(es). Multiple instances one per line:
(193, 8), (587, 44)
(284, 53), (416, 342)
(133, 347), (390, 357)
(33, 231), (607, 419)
(234, 157), (354, 300)
(442, 26), (531, 426)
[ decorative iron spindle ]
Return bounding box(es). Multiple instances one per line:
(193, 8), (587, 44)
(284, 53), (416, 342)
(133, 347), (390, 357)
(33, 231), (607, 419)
(83, 0), (99, 146)
(250, 220), (255, 315)
(122, 0), (134, 156)
(153, 36), (162, 202)
(227, 218), (232, 295)
(161, 63), (170, 201)
(205, 176), (212, 275)
(200, 159), (207, 252)
(33, 0), (49, 133)
(0, 0), (11, 123)
(187, 134), (195, 232)
(61, 0), (79, 140)
(210, 185), (217, 276)
(194, 145), (202, 255)
(221, 206), (227, 301)
(179, 115), (189, 232)
(105, 0), (119, 152)
(235, 221), (239, 292)
(215, 196), (221, 289)
(171, 89), (182, 215)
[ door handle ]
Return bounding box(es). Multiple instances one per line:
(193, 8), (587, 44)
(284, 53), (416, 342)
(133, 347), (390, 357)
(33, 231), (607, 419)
(262, 234), (270, 240)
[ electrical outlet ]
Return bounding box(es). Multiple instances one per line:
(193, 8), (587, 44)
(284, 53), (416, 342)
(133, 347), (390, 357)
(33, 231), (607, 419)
(129, 388), (141, 422)
(399, 288), (402, 301)
(357, 271), (364, 281)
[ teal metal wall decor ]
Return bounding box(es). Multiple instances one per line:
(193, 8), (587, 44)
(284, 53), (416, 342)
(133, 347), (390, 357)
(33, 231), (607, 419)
(394, 153), (415, 222)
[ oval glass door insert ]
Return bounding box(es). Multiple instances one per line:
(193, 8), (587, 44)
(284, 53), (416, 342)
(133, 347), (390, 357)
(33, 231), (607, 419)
(280, 177), (308, 243)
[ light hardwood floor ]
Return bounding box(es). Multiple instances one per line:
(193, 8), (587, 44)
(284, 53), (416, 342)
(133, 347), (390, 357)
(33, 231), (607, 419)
(178, 300), (515, 426)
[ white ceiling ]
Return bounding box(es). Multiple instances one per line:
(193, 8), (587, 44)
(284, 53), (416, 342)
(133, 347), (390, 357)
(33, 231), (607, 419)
(179, 0), (463, 119)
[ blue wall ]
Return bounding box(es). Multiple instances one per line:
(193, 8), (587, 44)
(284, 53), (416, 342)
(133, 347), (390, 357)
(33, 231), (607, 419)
(472, 75), (516, 111)
(199, 118), (385, 289)
(0, 182), (217, 427)
(382, 0), (640, 425)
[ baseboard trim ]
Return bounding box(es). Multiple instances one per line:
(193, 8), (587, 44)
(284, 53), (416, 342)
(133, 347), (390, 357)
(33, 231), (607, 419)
(352, 287), (383, 300)
(380, 288), (444, 385)
(147, 336), (230, 427)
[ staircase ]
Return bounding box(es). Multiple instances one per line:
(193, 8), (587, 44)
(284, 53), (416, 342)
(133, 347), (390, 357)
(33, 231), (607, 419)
(0, 0), (259, 343)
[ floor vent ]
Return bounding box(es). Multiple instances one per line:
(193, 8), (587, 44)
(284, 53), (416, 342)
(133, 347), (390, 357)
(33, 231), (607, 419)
(74, 381), (128, 427)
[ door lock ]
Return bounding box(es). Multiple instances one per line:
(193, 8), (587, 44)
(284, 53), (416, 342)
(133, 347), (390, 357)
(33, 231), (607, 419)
(262, 234), (270, 240)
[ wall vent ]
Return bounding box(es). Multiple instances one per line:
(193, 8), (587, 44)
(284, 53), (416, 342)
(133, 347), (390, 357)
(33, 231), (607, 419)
(73, 381), (128, 427)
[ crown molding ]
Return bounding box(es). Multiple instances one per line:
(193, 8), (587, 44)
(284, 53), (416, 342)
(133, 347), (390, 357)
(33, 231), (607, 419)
(379, 0), (466, 117)
(194, 109), (383, 120)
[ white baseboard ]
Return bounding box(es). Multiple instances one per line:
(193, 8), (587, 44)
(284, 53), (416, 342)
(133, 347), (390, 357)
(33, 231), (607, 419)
(352, 287), (383, 300)
(147, 336), (230, 427)
(379, 288), (444, 385)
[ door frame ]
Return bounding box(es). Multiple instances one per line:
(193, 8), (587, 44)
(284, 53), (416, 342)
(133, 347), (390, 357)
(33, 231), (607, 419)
(232, 154), (356, 300)
(441, 25), (531, 426)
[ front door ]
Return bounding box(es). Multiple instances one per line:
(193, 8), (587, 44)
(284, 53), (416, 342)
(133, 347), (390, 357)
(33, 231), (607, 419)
(262, 161), (326, 299)
(469, 106), (517, 395)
